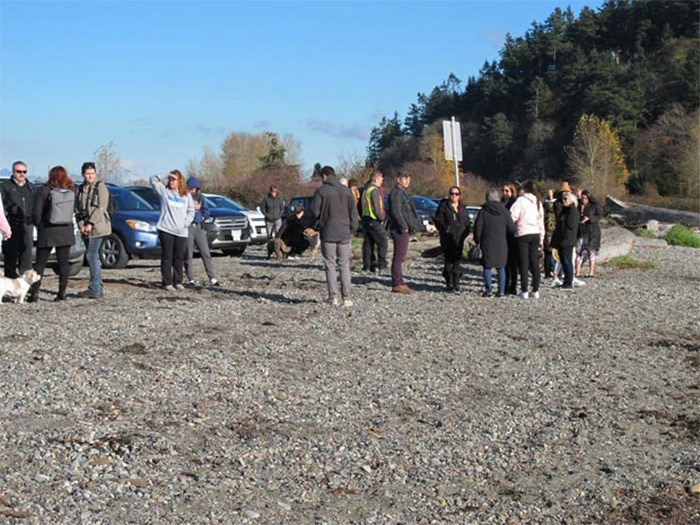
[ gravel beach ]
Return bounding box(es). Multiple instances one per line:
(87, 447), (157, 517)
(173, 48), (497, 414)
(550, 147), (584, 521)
(1, 240), (698, 524)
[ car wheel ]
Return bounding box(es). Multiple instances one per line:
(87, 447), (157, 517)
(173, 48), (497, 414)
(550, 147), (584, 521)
(100, 234), (129, 269)
(223, 246), (246, 256)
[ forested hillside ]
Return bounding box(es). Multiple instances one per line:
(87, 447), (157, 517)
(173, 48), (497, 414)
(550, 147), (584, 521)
(367, 0), (699, 200)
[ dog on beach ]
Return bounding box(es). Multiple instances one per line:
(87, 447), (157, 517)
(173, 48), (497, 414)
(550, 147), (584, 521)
(0, 269), (41, 304)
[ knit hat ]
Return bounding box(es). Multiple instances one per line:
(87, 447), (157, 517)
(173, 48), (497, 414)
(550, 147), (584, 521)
(560, 181), (572, 192)
(186, 176), (201, 190)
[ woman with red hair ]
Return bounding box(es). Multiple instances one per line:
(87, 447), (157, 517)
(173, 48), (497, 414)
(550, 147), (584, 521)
(28, 166), (77, 302)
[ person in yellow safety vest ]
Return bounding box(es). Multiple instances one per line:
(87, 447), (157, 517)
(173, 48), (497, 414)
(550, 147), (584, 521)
(360, 170), (388, 273)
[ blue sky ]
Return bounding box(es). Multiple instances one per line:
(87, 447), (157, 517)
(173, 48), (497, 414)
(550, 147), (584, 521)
(1, 0), (595, 180)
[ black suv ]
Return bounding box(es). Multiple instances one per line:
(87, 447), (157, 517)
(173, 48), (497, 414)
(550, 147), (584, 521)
(282, 196), (317, 229)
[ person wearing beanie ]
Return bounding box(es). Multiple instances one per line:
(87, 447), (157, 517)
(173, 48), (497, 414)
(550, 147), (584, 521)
(184, 176), (220, 287)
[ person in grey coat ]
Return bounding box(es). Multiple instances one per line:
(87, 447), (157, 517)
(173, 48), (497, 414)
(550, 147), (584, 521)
(312, 165), (359, 306)
(388, 173), (424, 294)
(29, 166), (77, 302)
(473, 188), (516, 297)
(260, 185), (284, 238)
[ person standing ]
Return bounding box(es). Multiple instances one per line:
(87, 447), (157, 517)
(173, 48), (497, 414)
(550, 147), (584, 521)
(434, 186), (471, 292)
(360, 170), (388, 273)
(1, 161), (35, 278)
(151, 170), (195, 291)
(312, 165), (358, 307)
(0, 193), (12, 243)
(501, 182), (518, 295)
(28, 166), (76, 302)
(76, 162), (112, 299)
(552, 192), (579, 289)
(509, 180), (545, 299)
(473, 188), (516, 297)
(184, 176), (220, 287)
(575, 190), (603, 278)
(388, 172), (424, 294)
(260, 185), (284, 238)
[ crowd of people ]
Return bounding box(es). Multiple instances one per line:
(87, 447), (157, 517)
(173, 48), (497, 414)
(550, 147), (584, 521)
(2, 159), (602, 305)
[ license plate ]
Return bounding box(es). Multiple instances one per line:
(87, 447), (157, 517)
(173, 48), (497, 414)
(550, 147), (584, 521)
(232, 230), (241, 241)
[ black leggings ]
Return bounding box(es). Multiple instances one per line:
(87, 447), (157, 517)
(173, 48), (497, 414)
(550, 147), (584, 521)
(159, 231), (187, 286)
(34, 245), (71, 297)
(516, 234), (541, 293)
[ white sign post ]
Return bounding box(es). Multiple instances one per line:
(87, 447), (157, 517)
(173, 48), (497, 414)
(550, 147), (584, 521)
(443, 116), (462, 188)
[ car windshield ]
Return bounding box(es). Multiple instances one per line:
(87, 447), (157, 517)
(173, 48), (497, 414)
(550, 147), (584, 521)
(412, 196), (439, 211)
(113, 190), (157, 211)
(204, 195), (246, 211)
(128, 186), (160, 208)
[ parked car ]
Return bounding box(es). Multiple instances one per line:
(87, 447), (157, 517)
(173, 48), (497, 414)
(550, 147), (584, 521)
(410, 195), (439, 226)
(0, 179), (85, 276)
(203, 193), (268, 245)
(282, 196), (317, 229)
(100, 185), (161, 269)
(466, 206), (481, 223)
(127, 185), (250, 256)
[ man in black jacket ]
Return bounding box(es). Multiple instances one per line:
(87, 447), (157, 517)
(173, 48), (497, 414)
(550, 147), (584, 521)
(260, 185), (284, 238)
(312, 166), (359, 307)
(1, 161), (35, 278)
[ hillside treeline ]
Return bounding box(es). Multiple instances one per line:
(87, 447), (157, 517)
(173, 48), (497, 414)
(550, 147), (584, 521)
(367, 0), (699, 200)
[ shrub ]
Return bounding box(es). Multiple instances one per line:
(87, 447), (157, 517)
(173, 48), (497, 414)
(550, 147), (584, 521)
(604, 255), (656, 270)
(634, 228), (657, 239)
(665, 224), (700, 248)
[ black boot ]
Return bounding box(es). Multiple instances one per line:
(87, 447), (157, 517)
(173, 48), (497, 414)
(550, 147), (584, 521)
(452, 273), (462, 292)
(443, 271), (453, 291)
(27, 282), (40, 303)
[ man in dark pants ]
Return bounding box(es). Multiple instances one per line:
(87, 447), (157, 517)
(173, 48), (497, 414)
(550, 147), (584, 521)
(260, 185), (284, 239)
(1, 161), (35, 278)
(360, 170), (388, 273)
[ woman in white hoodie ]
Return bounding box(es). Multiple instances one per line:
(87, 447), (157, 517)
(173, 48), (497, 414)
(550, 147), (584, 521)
(509, 180), (545, 299)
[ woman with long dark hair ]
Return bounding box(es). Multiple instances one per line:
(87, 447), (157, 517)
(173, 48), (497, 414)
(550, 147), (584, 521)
(576, 190), (603, 278)
(434, 186), (471, 291)
(509, 180), (545, 299)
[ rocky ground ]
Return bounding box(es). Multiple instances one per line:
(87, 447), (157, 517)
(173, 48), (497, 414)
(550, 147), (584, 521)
(1, 239), (698, 524)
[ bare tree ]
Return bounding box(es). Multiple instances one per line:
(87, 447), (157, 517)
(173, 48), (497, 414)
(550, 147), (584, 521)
(94, 141), (126, 183)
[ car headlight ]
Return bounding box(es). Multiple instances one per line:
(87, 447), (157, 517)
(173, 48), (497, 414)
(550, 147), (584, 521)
(125, 220), (158, 232)
(204, 217), (215, 224)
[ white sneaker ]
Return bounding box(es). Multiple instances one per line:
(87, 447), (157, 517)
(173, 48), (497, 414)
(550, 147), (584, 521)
(327, 297), (339, 306)
(551, 279), (563, 288)
(342, 299), (353, 308)
(573, 278), (586, 287)
(174, 284), (185, 290)
(187, 280), (196, 288)
(530, 291), (540, 299)
(518, 291), (529, 299)
(163, 284), (175, 291)
(210, 278), (220, 286)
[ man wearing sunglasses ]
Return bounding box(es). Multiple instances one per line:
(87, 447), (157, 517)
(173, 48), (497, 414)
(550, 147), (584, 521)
(1, 161), (36, 278)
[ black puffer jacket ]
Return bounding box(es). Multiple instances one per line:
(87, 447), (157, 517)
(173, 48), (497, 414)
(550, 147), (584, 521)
(473, 200), (515, 267)
(552, 204), (579, 248)
(434, 198), (471, 253)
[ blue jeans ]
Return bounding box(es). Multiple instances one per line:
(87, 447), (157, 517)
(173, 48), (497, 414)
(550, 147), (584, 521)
(483, 266), (505, 295)
(85, 237), (103, 294)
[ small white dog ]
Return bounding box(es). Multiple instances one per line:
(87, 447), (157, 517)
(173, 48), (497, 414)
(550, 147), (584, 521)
(0, 269), (41, 304)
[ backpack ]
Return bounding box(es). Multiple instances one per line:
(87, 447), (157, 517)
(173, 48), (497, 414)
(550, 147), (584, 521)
(87, 181), (115, 217)
(48, 187), (75, 225)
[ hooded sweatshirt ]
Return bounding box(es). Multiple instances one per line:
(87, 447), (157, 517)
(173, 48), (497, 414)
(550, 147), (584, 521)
(509, 192), (545, 243)
(186, 176), (211, 225)
(474, 200), (516, 268)
(150, 175), (195, 237)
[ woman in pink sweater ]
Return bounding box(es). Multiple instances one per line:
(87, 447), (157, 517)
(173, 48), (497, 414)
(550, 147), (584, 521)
(509, 181), (545, 299)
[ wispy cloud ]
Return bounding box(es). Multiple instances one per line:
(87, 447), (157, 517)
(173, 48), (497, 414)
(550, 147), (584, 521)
(194, 124), (226, 136)
(480, 28), (508, 51)
(305, 119), (368, 141)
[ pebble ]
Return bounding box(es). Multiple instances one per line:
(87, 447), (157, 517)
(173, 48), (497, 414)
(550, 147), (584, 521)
(1, 243), (698, 523)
